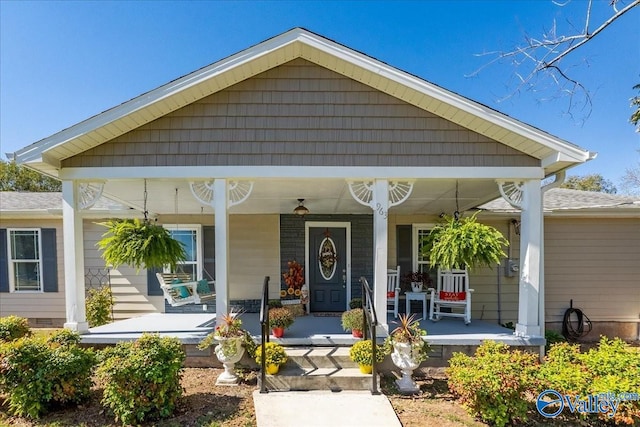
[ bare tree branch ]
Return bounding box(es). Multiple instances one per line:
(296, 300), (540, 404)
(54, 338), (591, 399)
(471, 0), (639, 119)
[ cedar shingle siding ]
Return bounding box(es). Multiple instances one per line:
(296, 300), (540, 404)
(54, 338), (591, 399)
(62, 59), (538, 168)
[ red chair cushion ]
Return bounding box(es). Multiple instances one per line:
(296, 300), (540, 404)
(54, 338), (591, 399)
(387, 291), (395, 298)
(439, 291), (466, 301)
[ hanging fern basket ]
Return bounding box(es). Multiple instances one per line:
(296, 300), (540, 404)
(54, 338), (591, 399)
(96, 218), (187, 271)
(422, 212), (508, 271)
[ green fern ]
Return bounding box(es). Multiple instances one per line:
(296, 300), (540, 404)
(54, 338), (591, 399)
(96, 219), (186, 271)
(422, 212), (508, 271)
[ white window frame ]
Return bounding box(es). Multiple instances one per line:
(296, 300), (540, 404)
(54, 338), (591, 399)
(412, 223), (436, 273)
(163, 224), (203, 280)
(7, 228), (43, 293)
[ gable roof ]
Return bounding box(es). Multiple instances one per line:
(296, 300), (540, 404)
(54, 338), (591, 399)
(13, 28), (594, 178)
(479, 188), (640, 215)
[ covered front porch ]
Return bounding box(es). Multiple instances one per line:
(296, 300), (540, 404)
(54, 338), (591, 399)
(80, 312), (543, 367)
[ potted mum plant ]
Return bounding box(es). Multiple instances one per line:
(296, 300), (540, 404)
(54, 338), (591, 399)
(341, 308), (365, 337)
(198, 311), (256, 385)
(385, 313), (430, 394)
(349, 339), (387, 374)
(268, 307), (294, 338)
(254, 342), (288, 375)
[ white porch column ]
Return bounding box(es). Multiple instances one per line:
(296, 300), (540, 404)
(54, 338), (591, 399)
(61, 180), (88, 332)
(213, 179), (229, 321)
(515, 179), (543, 337)
(372, 180), (389, 332)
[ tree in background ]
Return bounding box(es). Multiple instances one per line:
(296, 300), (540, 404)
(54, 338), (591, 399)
(473, 0), (639, 119)
(631, 83), (640, 132)
(620, 84), (640, 195)
(0, 159), (61, 192)
(561, 173), (617, 194)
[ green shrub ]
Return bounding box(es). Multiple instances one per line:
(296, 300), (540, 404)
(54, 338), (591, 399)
(538, 337), (640, 425)
(447, 341), (538, 427)
(538, 342), (589, 396)
(0, 331), (95, 418)
(86, 286), (113, 327)
(0, 315), (31, 342)
(349, 298), (363, 309)
(268, 299), (283, 309)
(544, 329), (565, 352)
(96, 333), (185, 425)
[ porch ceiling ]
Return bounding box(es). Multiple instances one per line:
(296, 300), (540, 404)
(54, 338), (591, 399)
(100, 178), (499, 217)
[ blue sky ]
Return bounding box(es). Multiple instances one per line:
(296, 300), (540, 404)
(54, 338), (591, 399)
(1, 1), (638, 188)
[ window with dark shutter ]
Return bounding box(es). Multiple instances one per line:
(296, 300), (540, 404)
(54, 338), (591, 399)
(0, 229), (8, 292)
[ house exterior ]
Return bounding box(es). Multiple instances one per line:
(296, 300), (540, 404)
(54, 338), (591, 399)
(7, 28), (601, 340)
(2, 189), (637, 339)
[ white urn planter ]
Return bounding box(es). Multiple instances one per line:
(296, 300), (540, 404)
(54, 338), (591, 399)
(391, 341), (420, 394)
(214, 337), (245, 385)
(410, 282), (423, 292)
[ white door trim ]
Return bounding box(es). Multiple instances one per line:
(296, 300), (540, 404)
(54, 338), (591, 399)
(305, 221), (352, 312)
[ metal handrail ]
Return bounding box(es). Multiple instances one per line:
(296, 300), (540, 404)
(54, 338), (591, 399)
(258, 276), (270, 394)
(360, 276), (380, 395)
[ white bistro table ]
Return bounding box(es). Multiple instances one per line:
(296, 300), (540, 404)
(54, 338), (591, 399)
(405, 291), (429, 320)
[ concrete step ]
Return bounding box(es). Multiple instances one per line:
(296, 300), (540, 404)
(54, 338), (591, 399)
(284, 346), (358, 369)
(259, 365), (381, 392)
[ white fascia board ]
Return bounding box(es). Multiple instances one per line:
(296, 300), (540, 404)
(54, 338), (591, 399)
(59, 165), (545, 180)
(541, 152), (596, 168)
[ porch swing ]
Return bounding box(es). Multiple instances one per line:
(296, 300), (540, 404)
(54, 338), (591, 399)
(157, 187), (215, 307)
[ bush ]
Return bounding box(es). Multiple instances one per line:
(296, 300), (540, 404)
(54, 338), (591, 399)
(86, 286), (113, 327)
(0, 316), (31, 342)
(0, 331), (96, 418)
(96, 334), (185, 425)
(538, 337), (640, 425)
(268, 299), (283, 309)
(349, 298), (363, 309)
(447, 341), (538, 427)
(341, 308), (364, 332)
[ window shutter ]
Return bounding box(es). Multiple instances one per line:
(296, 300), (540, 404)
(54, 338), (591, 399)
(0, 229), (8, 292)
(41, 228), (58, 292)
(396, 225), (412, 278)
(203, 226), (215, 281)
(147, 267), (163, 296)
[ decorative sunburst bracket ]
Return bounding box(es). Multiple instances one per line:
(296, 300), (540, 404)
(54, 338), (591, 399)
(78, 182), (104, 210)
(189, 180), (254, 208)
(496, 180), (524, 209)
(347, 180), (414, 208)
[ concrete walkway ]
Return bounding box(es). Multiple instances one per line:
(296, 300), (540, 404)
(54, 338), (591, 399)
(253, 390), (401, 427)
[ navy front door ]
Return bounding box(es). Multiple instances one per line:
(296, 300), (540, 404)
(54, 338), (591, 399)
(309, 227), (347, 312)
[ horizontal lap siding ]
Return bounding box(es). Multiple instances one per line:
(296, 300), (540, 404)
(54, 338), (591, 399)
(0, 219), (65, 319)
(63, 59), (537, 168)
(228, 215), (281, 300)
(544, 218), (640, 322)
(388, 215), (519, 324)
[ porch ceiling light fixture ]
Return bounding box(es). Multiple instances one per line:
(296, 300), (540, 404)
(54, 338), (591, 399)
(293, 198), (310, 217)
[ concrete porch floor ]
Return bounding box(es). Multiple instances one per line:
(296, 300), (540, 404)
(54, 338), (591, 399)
(81, 312), (544, 347)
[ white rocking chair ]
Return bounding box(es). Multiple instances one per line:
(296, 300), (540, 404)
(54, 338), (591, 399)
(428, 269), (473, 325)
(156, 272), (215, 307)
(387, 266), (401, 319)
